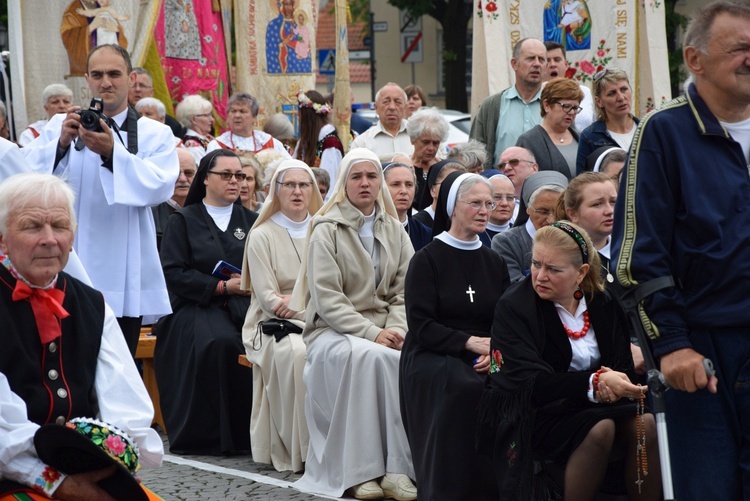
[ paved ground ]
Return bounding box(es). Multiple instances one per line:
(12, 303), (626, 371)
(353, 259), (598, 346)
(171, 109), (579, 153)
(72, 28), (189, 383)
(138, 429), (349, 500)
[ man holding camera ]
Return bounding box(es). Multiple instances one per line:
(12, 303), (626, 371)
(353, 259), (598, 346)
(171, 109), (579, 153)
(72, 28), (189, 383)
(22, 44), (178, 356)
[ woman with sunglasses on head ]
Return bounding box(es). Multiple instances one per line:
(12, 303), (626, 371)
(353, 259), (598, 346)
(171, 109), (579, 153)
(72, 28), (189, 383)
(516, 78), (584, 179)
(401, 172), (510, 500)
(155, 150), (257, 455)
(576, 68), (639, 175)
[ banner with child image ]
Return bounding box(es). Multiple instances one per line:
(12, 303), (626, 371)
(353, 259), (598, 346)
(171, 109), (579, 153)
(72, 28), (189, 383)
(233, 0), (318, 129)
(153, 0), (231, 126)
(8, 0), (157, 134)
(471, 0), (671, 118)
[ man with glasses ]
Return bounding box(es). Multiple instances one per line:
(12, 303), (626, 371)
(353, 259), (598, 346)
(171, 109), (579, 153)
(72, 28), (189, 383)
(470, 38), (547, 170)
(22, 44), (178, 357)
(128, 67), (185, 137)
(612, 2), (749, 498)
(497, 146), (539, 225)
(153, 148), (197, 251)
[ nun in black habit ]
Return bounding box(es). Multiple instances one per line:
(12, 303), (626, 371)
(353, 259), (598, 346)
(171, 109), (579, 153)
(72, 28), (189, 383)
(155, 149), (257, 455)
(400, 171), (510, 501)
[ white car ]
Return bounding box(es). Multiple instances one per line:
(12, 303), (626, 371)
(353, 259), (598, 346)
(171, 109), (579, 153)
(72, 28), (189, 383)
(353, 108), (471, 153)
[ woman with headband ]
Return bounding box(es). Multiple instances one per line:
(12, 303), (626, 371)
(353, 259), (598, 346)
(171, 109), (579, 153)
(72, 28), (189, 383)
(383, 159), (431, 251)
(155, 150), (257, 455)
(241, 159), (324, 473)
(291, 148), (417, 500)
(479, 222), (661, 500)
(401, 171), (510, 500)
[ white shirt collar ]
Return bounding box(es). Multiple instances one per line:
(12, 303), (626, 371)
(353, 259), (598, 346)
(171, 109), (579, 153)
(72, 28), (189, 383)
(435, 231), (482, 250)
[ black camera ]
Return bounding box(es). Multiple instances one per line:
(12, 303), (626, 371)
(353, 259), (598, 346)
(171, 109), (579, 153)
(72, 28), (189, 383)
(76, 98), (109, 132)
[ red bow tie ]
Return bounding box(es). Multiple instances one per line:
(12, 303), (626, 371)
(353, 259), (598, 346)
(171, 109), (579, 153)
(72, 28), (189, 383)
(12, 280), (70, 344)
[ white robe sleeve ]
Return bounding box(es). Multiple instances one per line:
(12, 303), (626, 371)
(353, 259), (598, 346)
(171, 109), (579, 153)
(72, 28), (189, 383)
(19, 114), (68, 175)
(319, 146), (342, 192)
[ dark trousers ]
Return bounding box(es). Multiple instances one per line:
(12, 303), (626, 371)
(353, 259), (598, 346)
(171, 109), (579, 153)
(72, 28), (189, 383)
(117, 316), (143, 358)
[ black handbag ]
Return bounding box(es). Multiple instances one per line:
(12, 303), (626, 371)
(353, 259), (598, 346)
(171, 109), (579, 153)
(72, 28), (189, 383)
(260, 318), (303, 342)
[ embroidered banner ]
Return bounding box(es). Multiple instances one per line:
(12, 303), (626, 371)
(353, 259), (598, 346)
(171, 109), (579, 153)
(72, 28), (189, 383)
(234, 0), (318, 129)
(332, 0), (350, 151)
(471, 0), (670, 117)
(153, 0), (231, 126)
(9, 0), (157, 133)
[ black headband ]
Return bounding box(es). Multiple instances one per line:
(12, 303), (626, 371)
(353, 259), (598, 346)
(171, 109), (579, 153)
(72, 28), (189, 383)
(551, 221), (588, 264)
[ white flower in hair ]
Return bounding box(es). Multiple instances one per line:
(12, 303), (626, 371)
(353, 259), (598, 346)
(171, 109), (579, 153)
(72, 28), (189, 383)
(297, 91), (332, 116)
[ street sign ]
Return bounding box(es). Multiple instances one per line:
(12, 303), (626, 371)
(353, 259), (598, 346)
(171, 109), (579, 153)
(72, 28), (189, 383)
(399, 10), (422, 32)
(372, 22), (388, 32)
(349, 50), (370, 59)
(319, 49), (335, 75)
(400, 32), (423, 64)
(363, 36), (372, 47)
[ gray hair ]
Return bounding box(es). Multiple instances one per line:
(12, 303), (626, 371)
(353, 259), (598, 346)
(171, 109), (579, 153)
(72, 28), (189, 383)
(0, 173), (77, 235)
(375, 82), (407, 104)
(175, 95), (213, 128)
(447, 140), (487, 171)
(684, 1), (750, 55)
(135, 97), (166, 118)
(133, 67), (152, 82)
(239, 155), (263, 187)
(228, 92), (259, 117)
(407, 107), (450, 142)
(529, 184), (565, 207)
(455, 174), (492, 203)
(312, 167), (330, 187)
(41, 84), (73, 108)
(263, 113), (295, 141)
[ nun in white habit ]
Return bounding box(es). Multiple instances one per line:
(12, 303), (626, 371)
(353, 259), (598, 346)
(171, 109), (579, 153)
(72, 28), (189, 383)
(291, 148), (417, 500)
(240, 159), (324, 473)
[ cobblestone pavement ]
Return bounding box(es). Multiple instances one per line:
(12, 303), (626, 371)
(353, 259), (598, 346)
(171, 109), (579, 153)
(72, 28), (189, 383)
(138, 430), (351, 501)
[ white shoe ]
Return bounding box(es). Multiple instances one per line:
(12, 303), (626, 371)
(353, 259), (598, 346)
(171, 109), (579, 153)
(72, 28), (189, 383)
(381, 475), (417, 501)
(351, 480), (384, 500)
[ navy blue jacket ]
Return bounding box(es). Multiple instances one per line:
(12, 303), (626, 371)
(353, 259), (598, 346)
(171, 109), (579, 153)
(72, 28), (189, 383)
(611, 83), (750, 356)
(576, 116), (639, 175)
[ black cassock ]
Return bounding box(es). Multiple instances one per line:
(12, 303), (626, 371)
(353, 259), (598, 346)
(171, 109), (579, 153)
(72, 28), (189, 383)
(400, 239), (509, 501)
(155, 202), (257, 455)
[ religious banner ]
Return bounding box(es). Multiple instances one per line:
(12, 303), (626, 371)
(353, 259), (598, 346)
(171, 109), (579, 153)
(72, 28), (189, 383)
(9, 0), (157, 134)
(234, 0), (318, 131)
(471, 0), (671, 117)
(153, 0), (231, 127)
(332, 0), (351, 152)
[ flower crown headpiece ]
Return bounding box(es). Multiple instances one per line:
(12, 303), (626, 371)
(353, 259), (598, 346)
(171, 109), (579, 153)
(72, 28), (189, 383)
(297, 92), (331, 116)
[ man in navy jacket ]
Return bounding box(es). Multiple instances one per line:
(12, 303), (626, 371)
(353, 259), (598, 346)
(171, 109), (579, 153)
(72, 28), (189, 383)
(611, 2), (750, 498)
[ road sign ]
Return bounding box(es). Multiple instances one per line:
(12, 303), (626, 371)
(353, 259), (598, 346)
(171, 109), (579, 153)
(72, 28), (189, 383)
(319, 49), (335, 75)
(399, 10), (422, 32)
(400, 32), (423, 64)
(372, 22), (388, 32)
(349, 50), (370, 59)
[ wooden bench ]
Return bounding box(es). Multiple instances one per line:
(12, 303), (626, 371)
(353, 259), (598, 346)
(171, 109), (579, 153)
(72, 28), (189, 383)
(135, 327), (167, 432)
(238, 354), (253, 368)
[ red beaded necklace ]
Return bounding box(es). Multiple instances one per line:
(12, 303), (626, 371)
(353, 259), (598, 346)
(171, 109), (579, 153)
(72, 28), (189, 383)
(563, 310), (590, 340)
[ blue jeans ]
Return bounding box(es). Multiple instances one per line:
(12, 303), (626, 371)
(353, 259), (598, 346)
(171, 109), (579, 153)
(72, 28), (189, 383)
(663, 328), (750, 500)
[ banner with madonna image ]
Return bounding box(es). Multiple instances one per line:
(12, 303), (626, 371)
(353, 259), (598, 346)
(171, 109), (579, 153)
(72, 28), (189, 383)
(233, 0), (318, 130)
(471, 0), (671, 118)
(152, 0), (231, 128)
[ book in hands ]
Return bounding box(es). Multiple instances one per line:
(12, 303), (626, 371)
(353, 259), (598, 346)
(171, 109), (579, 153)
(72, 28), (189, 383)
(212, 260), (242, 280)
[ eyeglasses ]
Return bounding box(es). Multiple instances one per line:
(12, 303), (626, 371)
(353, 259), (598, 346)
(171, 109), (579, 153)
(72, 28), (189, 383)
(556, 102), (583, 115)
(277, 181), (313, 190)
(529, 205), (555, 218)
(493, 195), (517, 203)
(460, 200), (497, 211)
(207, 170), (247, 181)
(498, 158), (534, 170)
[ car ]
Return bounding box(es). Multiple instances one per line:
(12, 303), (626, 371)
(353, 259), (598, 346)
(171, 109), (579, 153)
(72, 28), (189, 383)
(352, 107), (471, 153)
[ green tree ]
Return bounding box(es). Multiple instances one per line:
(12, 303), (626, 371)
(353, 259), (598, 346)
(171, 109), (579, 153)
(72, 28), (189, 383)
(385, 0), (472, 111)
